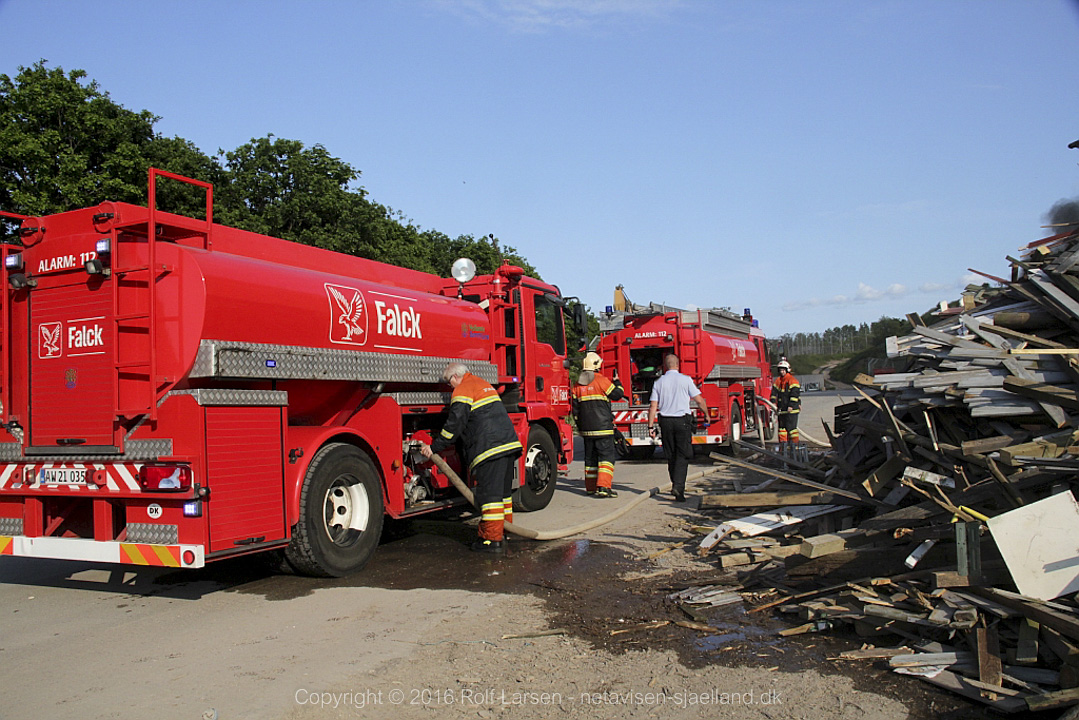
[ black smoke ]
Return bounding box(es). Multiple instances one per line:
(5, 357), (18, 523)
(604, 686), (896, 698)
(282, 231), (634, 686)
(1047, 198), (1079, 233)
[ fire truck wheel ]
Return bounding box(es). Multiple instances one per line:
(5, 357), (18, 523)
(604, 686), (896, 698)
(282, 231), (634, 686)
(761, 406), (777, 441)
(286, 443), (385, 577)
(728, 402), (743, 446)
(718, 403), (745, 457)
(514, 426), (557, 512)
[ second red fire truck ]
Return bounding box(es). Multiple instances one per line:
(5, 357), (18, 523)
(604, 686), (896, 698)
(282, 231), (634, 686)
(595, 300), (774, 459)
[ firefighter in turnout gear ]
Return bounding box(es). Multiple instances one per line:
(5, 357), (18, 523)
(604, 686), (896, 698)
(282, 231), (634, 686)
(420, 363), (523, 553)
(773, 359), (801, 453)
(571, 352), (625, 498)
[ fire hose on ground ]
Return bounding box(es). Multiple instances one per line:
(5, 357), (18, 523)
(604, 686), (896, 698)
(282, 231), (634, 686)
(427, 454), (723, 541)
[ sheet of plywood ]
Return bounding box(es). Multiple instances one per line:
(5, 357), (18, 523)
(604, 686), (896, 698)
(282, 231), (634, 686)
(987, 492), (1079, 601)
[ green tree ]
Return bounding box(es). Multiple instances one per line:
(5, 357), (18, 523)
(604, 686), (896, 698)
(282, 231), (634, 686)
(1, 62), (543, 286)
(426, 231), (538, 278)
(0, 61), (218, 236)
(215, 135), (362, 250)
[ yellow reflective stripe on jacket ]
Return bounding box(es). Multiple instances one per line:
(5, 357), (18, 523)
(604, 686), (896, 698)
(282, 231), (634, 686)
(471, 440), (524, 469)
(471, 394), (502, 410)
(579, 429), (615, 437)
(450, 395), (474, 406)
(440, 428), (455, 440)
(577, 393), (609, 402)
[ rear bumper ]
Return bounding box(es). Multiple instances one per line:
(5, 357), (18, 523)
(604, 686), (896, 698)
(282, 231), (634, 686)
(623, 433), (727, 446)
(0, 535), (205, 568)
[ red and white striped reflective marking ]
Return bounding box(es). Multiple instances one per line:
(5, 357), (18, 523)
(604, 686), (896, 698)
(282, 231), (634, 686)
(0, 463), (142, 492)
(613, 410), (649, 423)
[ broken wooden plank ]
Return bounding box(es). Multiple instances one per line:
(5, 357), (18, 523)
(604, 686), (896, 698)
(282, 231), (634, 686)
(698, 505), (847, 550)
(1015, 617), (1040, 666)
(734, 439), (828, 478)
(973, 588), (1079, 643)
(798, 529), (877, 559)
(903, 466), (956, 490)
(699, 491), (852, 508)
(889, 651), (972, 668)
(707, 452), (871, 503)
(1003, 375), (1079, 411)
(836, 646), (913, 660)
(1026, 687), (1079, 712)
(862, 455), (907, 498)
(962, 434), (1025, 455)
(976, 625), (1004, 690)
(909, 669), (1028, 713)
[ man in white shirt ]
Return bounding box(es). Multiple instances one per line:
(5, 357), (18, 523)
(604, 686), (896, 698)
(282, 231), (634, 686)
(647, 354), (708, 502)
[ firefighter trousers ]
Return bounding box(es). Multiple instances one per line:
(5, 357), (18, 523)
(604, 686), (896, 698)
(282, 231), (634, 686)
(778, 411), (800, 444)
(472, 454), (517, 542)
(582, 435), (617, 493)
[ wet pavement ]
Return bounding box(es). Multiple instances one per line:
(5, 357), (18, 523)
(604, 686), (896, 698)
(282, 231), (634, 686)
(136, 519), (986, 719)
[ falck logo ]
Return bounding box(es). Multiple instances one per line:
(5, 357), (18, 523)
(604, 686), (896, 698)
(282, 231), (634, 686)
(39, 322), (63, 359)
(326, 283), (368, 346)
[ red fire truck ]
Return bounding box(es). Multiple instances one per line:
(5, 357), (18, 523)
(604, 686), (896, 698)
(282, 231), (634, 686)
(0, 170), (583, 576)
(596, 303), (774, 459)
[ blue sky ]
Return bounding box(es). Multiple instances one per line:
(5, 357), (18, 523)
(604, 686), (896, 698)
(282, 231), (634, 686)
(2, 0), (1078, 337)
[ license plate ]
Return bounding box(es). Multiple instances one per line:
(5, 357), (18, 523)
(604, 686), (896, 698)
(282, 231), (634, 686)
(39, 467), (88, 485)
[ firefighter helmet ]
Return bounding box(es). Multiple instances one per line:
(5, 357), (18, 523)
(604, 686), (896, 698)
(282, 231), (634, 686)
(582, 352), (603, 371)
(777, 360), (791, 371)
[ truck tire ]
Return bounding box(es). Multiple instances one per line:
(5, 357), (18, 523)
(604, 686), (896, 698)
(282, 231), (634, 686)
(514, 426), (557, 512)
(761, 405), (777, 441)
(728, 402), (742, 446)
(286, 443), (385, 577)
(718, 403), (744, 457)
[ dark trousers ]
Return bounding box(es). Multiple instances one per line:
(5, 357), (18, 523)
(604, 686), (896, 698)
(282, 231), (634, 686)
(471, 454), (517, 541)
(659, 414), (694, 493)
(471, 454), (516, 509)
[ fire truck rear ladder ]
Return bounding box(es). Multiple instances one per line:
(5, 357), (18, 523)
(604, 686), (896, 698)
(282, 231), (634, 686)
(111, 169), (213, 421)
(0, 210), (31, 425)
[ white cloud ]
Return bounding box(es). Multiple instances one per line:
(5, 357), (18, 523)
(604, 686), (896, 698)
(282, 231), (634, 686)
(431, 0), (679, 32)
(783, 273), (994, 313)
(918, 281), (950, 293)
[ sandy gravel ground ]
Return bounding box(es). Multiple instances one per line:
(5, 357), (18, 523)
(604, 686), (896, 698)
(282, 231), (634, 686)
(2, 391), (960, 719)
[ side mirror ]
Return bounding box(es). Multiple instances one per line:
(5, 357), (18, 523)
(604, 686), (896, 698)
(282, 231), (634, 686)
(573, 302), (588, 337)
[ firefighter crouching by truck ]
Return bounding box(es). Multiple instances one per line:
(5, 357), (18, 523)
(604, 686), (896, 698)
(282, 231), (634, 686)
(773, 359), (801, 453)
(571, 352), (625, 498)
(420, 363), (523, 554)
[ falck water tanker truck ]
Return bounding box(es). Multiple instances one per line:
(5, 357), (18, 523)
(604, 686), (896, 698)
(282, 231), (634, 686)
(0, 170), (584, 576)
(596, 299), (774, 459)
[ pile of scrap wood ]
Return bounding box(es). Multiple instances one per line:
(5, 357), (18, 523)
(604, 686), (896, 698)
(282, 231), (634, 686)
(689, 226), (1079, 713)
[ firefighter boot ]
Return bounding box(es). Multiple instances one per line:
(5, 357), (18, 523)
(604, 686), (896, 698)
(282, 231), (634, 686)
(595, 461), (617, 498)
(471, 538), (505, 553)
(475, 506), (505, 553)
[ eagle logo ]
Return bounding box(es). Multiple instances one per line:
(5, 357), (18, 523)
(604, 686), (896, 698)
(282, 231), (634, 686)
(39, 322), (62, 359)
(326, 284), (368, 345)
